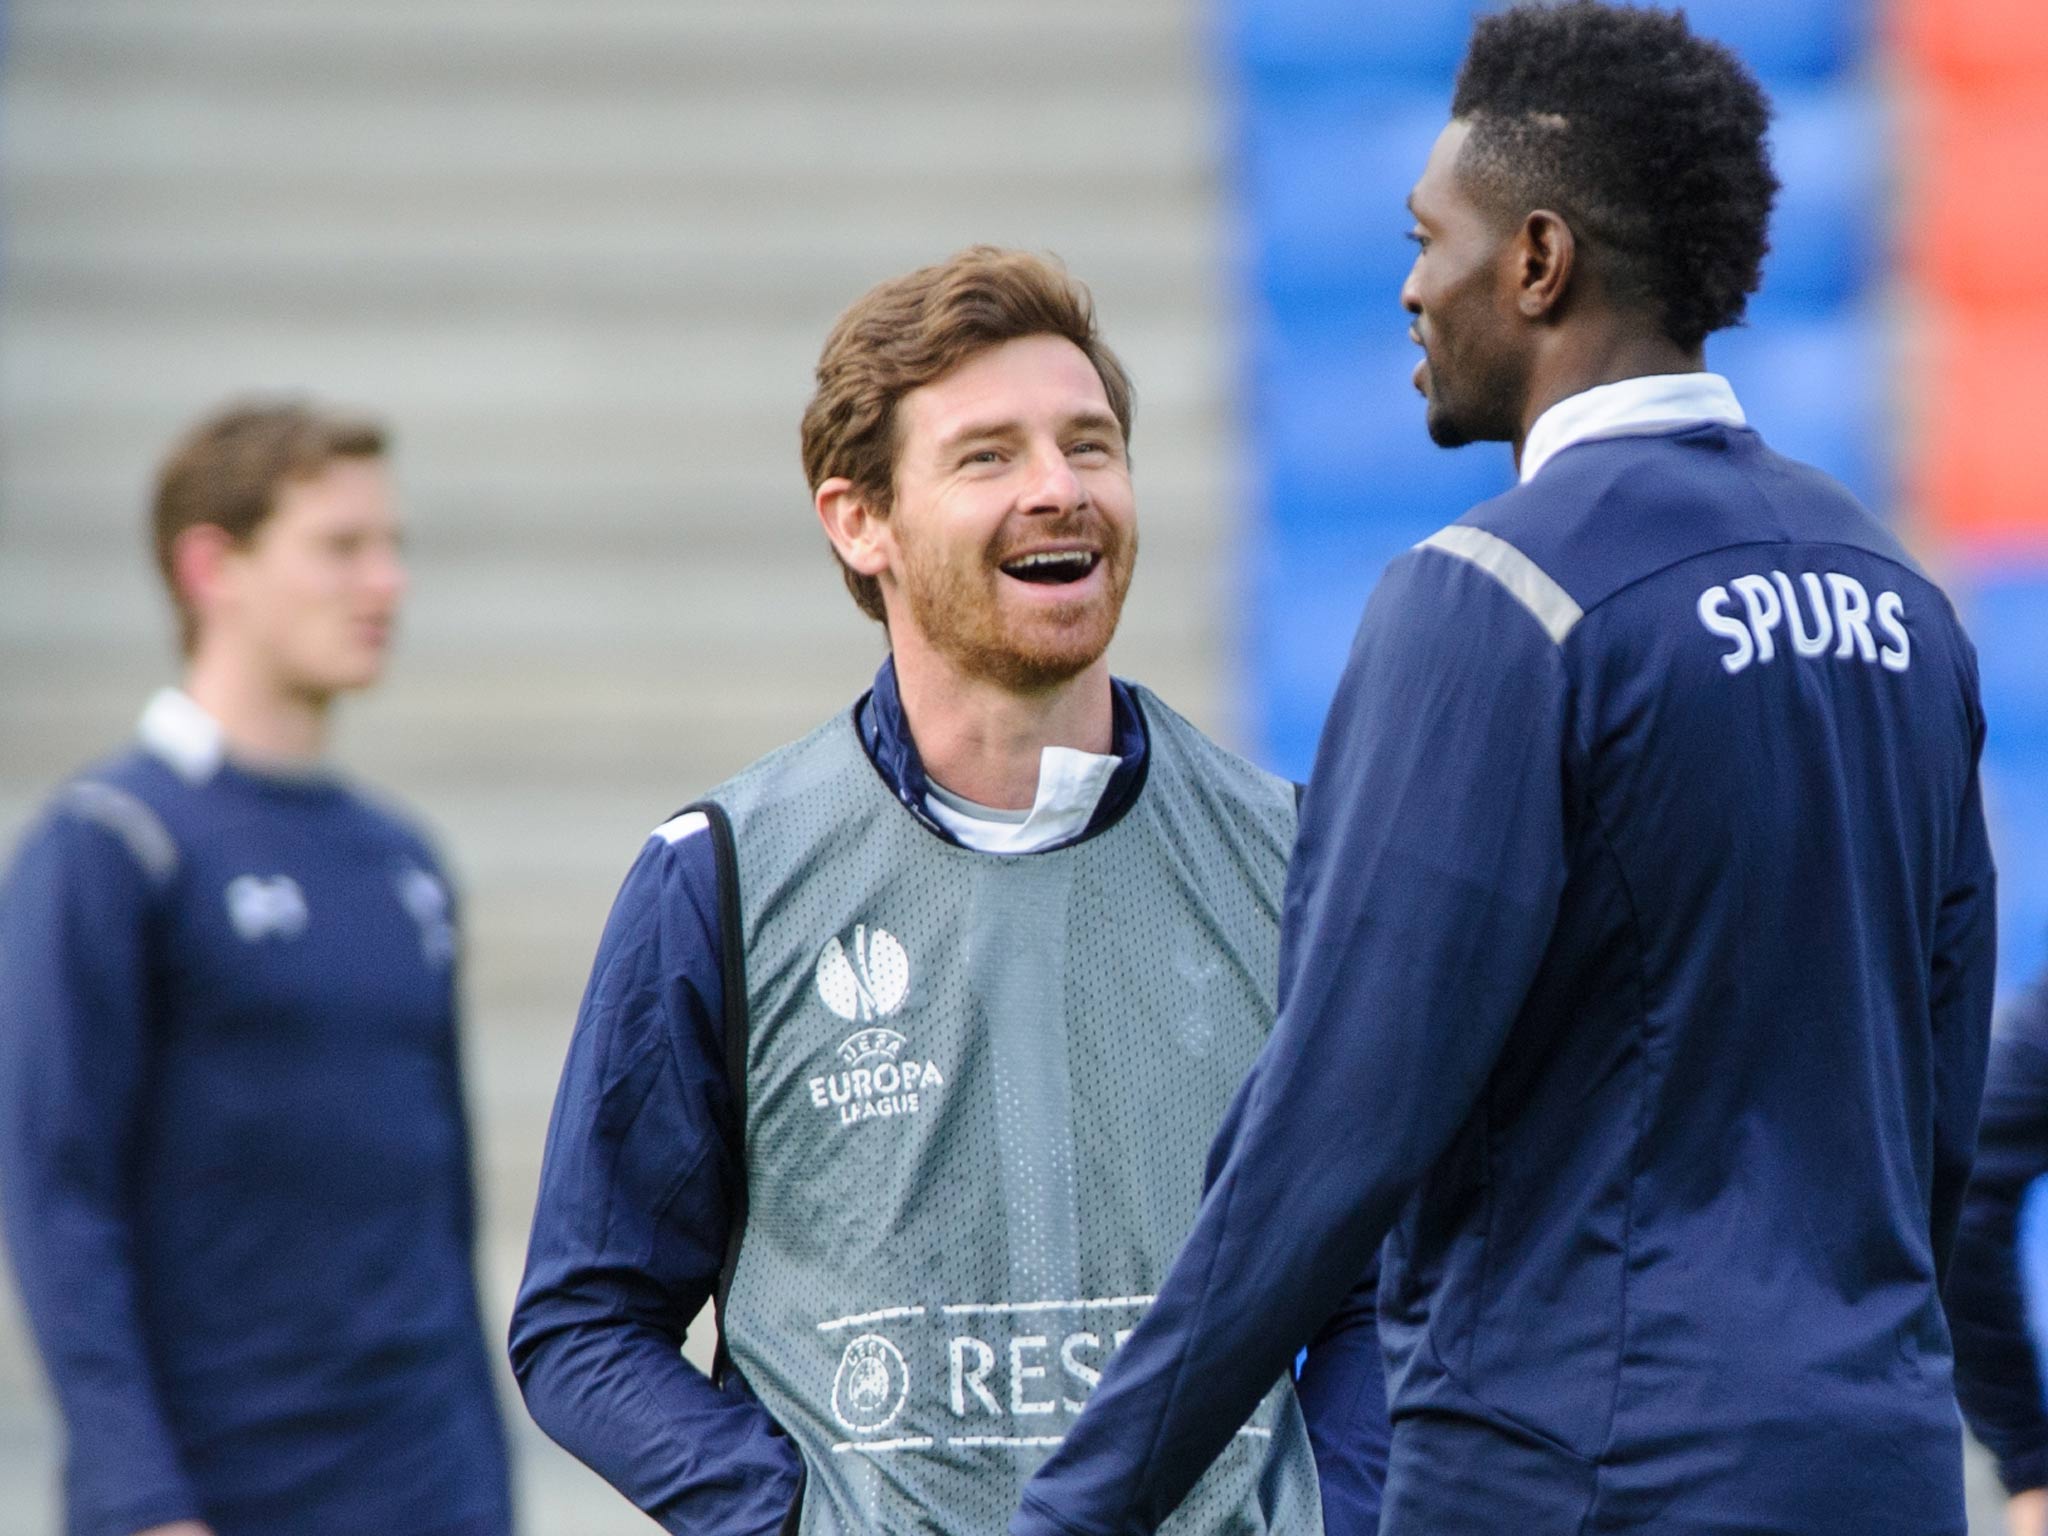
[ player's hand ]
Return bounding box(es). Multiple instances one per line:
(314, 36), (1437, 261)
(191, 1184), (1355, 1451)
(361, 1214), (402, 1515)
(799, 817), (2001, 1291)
(131, 1524), (214, 1536)
(2008, 1488), (2048, 1536)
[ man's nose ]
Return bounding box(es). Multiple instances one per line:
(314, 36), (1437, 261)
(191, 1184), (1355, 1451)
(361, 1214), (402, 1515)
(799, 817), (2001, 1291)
(1022, 446), (1085, 513)
(369, 544), (409, 603)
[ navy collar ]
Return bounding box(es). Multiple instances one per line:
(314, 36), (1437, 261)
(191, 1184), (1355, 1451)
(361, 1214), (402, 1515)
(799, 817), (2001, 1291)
(854, 657), (1150, 851)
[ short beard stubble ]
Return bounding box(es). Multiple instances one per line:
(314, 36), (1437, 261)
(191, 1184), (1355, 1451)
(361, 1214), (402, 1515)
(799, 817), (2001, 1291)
(898, 512), (1137, 694)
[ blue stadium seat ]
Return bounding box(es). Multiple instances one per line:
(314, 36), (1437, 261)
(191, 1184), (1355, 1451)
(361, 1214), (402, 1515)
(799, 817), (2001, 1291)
(1986, 757), (2048, 995)
(1749, 83), (1885, 320)
(2019, 1181), (2048, 1366)
(1248, 530), (1409, 780)
(1227, 0), (1866, 90)
(1247, 319), (1515, 769)
(1677, 0), (1870, 84)
(1972, 569), (2048, 753)
(1250, 322), (1515, 541)
(1709, 313), (1888, 510)
(1241, 84), (1448, 320)
(1225, 0), (1486, 88)
(1970, 566), (2048, 989)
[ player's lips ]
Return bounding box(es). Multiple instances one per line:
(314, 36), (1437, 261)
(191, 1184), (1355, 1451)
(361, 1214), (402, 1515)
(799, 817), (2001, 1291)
(997, 544), (1103, 588)
(1409, 329), (1429, 395)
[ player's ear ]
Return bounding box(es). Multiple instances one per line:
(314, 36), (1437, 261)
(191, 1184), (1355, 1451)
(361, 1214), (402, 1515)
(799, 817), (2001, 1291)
(170, 522), (241, 625)
(1515, 208), (1576, 319)
(816, 478), (892, 581)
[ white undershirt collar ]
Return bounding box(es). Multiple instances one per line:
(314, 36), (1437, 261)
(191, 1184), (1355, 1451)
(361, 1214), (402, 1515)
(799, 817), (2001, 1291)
(1519, 372), (1746, 485)
(138, 688), (227, 784)
(923, 745), (1121, 854)
(137, 687), (337, 788)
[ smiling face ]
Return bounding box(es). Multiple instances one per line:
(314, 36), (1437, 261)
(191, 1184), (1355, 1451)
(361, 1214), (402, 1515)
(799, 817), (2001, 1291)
(865, 332), (1137, 693)
(210, 456), (408, 702)
(1401, 119), (1532, 448)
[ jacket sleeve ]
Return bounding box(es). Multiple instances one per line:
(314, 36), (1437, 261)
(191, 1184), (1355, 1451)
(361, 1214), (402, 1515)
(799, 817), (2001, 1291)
(1195, 1042), (1389, 1536)
(1947, 979), (2048, 1496)
(509, 824), (802, 1535)
(430, 854), (481, 1261)
(1295, 1261), (1389, 1536)
(1014, 547), (1572, 1536)
(1928, 675), (1997, 1287)
(0, 800), (205, 1535)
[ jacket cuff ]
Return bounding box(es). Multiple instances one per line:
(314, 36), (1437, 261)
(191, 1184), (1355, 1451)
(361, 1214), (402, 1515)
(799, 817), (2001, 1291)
(1010, 1491), (1100, 1536)
(87, 1486), (206, 1536)
(1999, 1445), (2048, 1497)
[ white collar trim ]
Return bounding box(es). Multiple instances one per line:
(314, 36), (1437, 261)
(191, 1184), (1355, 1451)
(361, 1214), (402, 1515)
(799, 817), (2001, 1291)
(924, 744), (1121, 855)
(138, 688), (227, 784)
(1520, 372), (1745, 484)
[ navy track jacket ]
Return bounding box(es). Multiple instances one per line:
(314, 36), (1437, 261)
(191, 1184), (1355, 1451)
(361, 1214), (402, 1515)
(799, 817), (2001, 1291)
(510, 662), (1389, 1535)
(0, 708), (511, 1536)
(1015, 417), (1997, 1536)
(1949, 969), (2048, 1493)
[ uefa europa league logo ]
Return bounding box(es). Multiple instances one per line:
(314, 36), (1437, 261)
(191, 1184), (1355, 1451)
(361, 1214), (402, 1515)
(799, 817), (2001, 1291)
(815, 923), (909, 1022)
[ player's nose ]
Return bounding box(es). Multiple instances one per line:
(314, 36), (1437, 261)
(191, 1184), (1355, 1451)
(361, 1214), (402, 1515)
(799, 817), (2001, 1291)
(1021, 444), (1085, 514)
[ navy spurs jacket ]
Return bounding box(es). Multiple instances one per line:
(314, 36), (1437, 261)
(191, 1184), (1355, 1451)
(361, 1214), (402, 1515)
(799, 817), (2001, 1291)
(1015, 375), (1997, 1536)
(0, 692), (510, 1536)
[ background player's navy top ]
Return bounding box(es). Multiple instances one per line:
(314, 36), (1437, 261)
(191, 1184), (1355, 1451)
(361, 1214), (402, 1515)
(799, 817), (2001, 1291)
(1015, 377), (1998, 1536)
(0, 692), (511, 1536)
(510, 658), (1389, 1536)
(1949, 964), (2048, 1494)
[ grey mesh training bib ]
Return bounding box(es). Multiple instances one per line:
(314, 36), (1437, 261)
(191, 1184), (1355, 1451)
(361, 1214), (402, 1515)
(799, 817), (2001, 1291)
(702, 687), (1323, 1536)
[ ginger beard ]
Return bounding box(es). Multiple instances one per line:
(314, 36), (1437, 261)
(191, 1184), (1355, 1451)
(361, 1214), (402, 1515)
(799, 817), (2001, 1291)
(892, 505), (1137, 694)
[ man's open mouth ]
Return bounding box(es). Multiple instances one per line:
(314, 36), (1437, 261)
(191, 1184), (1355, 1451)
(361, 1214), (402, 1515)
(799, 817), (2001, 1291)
(999, 550), (1101, 586)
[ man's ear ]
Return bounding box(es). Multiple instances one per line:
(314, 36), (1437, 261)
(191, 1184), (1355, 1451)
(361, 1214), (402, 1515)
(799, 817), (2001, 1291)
(815, 478), (893, 582)
(169, 523), (240, 627)
(1514, 208), (1576, 320)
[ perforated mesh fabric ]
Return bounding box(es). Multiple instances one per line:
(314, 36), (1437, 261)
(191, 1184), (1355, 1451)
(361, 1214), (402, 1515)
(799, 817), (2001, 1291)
(709, 689), (1322, 1535)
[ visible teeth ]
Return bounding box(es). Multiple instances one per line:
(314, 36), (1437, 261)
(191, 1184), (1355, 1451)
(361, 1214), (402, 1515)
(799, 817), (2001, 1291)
(1006, 551), (1092, 570)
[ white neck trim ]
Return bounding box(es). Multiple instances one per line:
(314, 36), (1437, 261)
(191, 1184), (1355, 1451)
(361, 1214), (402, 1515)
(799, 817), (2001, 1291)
(1520, 372), (1745, 484)
(924, 744), (1121, 854)
(138, 688), (226, 783)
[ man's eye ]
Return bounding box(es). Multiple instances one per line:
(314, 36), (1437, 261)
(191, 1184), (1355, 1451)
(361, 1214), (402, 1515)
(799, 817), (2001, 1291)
(963, 449), (1001, 467)
(1069, 441), (1108, 457)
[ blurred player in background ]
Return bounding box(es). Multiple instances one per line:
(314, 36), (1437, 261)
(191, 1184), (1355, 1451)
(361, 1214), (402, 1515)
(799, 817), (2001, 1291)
(0, 404), (512, 1536)
(1950, 963), (2048, 1536)
(1015, 5), (1997, 1535)
(510, 247), (1386, 1534)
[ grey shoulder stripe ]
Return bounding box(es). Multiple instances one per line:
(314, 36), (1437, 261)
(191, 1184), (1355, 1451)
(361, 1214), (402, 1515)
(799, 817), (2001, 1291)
(62, 781), (179, 884)
(1419, 525), (1584, 645)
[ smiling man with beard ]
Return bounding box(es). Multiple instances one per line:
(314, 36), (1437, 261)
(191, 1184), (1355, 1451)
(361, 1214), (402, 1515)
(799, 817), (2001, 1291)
(509, 248), (1386, 1536)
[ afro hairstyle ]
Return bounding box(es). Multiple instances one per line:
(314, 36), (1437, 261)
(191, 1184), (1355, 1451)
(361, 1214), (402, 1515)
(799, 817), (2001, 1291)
(1450, 1), (1779, 351)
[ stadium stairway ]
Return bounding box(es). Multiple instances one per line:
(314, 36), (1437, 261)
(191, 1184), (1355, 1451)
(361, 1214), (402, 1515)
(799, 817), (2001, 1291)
(0, 2), (1240, 1527)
